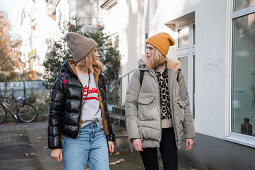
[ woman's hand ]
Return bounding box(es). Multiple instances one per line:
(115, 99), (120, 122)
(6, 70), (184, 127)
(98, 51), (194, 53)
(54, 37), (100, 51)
(132, 138), (143, 151)
(185, 138), (194, 150)
(108, 141), (114, 153)
(51, 149), (62, 162)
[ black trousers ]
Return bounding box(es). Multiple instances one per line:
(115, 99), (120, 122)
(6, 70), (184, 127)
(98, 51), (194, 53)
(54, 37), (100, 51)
(139, 128), (178, 170)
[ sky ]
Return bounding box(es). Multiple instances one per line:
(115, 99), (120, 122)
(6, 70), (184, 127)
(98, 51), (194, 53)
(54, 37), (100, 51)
(0, 0), (27, 38)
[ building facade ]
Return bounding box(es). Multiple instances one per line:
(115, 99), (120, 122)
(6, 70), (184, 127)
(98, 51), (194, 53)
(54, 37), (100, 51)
(51, 0), (105, 31)
(20, 0), (61, 80)
(101, 0), (255, 169)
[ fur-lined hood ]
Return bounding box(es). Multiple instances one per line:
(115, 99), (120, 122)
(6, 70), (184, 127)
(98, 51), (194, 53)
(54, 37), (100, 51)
(139, 57), (180, 71)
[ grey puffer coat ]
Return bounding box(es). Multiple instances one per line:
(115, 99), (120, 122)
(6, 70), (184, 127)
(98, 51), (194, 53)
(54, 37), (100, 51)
(125, 58), (195, 150)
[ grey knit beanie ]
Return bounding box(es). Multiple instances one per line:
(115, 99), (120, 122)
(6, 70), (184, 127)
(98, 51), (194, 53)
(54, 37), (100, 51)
(66, 32), (98, 63)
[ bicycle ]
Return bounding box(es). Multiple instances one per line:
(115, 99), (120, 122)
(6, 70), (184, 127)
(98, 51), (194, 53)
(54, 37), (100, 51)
(0, 95), (37, 124)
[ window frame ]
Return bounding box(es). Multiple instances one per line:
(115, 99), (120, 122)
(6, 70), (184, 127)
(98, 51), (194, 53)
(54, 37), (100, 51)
(176, 23), (195, 119)
(225, 0), (255, 148)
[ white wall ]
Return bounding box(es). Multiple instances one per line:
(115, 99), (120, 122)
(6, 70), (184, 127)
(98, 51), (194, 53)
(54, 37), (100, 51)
(194, 0), (227, 139)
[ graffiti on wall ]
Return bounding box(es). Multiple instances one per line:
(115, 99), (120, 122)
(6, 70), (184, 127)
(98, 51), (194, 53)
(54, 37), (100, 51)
(202, 57), (223, 72)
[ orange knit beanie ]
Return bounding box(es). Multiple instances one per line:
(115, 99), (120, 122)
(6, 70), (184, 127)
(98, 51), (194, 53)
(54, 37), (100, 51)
(146, 32), (175, 56)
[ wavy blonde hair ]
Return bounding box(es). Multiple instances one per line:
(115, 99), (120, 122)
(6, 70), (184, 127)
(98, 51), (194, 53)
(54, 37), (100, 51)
(144, 47), (165, 69)
(75, 48), (103, 73)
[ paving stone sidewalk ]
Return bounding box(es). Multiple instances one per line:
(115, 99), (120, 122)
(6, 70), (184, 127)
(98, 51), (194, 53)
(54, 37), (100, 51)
(0, 122), (192, 170)
(0, 122), (47, 132)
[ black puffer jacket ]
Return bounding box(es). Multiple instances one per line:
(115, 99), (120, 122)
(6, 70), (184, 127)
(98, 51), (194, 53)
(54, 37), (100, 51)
(48, 59), (115, 149)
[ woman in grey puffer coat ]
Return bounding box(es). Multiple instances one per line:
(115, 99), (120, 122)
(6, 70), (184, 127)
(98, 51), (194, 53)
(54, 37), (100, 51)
(125, 32), (195, 170)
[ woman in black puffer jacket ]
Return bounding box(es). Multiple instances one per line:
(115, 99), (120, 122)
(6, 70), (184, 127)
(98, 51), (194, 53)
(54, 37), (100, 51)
(48, 32), (115, 170)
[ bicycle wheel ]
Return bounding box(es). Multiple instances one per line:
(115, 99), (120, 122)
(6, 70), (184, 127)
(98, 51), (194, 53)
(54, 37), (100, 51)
(0, 105), (7, 124)
(17, 104), (37, 123)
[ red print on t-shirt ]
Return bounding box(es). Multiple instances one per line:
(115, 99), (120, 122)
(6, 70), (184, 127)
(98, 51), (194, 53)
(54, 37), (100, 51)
(83, 85), (99, 100)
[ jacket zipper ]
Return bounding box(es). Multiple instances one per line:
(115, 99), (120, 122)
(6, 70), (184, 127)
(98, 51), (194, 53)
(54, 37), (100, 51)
(67, 60), (83, 137)
(76, 75), (84, 137)
(77, 88), (83, 137)
(148, 68), (162, 142)
(170, 71), (179, 146)
(78, 87), (83, 136)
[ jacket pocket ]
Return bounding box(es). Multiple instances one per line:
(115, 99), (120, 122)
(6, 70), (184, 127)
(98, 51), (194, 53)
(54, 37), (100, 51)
(138, 96), (155, 105)
(138, 96), (157, 120)
(176, 100), (185, 123)
(138, 126), (161, 142)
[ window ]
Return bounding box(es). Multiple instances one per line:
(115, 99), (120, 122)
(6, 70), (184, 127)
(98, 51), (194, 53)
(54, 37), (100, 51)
(165, 12), (195, 119)
(234, 0), (255, 11)
(226, 0), (255, 147)
(178, 27), (189, 48)
(232, 13), (255, 136)
(177, 23), (196, 119)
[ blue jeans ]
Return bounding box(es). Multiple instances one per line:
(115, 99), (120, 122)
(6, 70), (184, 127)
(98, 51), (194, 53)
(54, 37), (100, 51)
(62, 123), (109, 170)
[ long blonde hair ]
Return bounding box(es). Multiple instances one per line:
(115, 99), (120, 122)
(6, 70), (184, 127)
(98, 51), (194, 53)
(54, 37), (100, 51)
(144, 47), (165, 69)
(75, 48), (103, 73)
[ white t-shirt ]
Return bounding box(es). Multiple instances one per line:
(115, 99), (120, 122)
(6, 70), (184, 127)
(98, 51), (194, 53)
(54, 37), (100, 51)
(77, 72), (102, 128)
